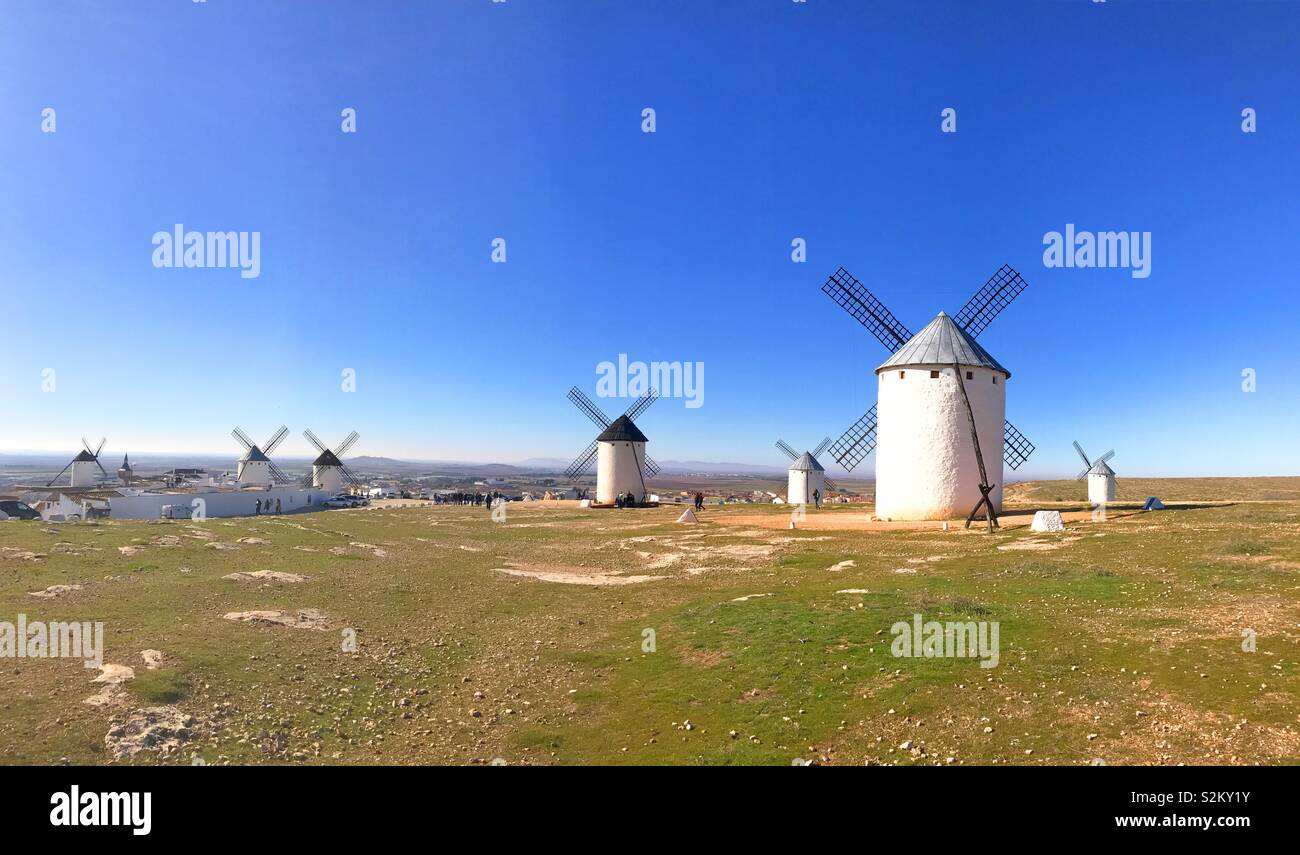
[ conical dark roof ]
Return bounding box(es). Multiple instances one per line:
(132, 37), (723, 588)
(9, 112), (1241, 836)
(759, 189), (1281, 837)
(789, 451), (824, 472)
(597, 415), (649, 443)
(876, 312), (1010, 377)
(312, 449), (343, 467)
(73, 449), (97, 462)
(242, 445), (270, 462)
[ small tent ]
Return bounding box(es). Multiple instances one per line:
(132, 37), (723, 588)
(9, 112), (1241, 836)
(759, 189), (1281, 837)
(676, 508), (698, 523)
(1142, 496), (1165, 511)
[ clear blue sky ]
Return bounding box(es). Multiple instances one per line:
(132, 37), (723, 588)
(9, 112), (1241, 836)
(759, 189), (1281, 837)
(2, 1), (1297, 477)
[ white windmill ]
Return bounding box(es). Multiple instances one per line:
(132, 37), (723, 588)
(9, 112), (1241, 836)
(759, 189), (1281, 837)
(564, 386), (660, 505)
(821, 264), (1037, 524)
(231, 426), (292, 488)
(48, 438), (110, 488)
(775, 438), (837, 505)
(1073, 441), (1117, 505)
(303, 429), (361, 494)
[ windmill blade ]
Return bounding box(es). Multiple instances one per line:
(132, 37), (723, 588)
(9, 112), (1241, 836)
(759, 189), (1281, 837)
(828, 405), (878, 473)
(95, 458), (110, 479)
(82, 437), (95, 456)
(821, 267), (913, 352)
(95, 437), (106, 457)
(953, 264), (1029, 339)
(262, 425), (289, 456)
(824, 477), (840, 491)
(812, 437), (832, 458)
(46, 460), (75, 487)
(339, 463), (362, 488)
(643, 455), (661, 479)
(1072, 440), (1092, 481)
(563, 442), (600, 479)
(231, 427), (254, 452)
(622, 387), (660, 422)
(302, 428), (327, 455)
(1004, 420), (1035, 471)
(1095, 449), (1115, 467)
(335, 430), (360, 458)
(267, 462), (292, 485)
(567, 387), (612, 430)
(775, 440), (799, 461)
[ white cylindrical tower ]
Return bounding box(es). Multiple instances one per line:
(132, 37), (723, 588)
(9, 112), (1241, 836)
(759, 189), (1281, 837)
(873, 313), (1009, 521)
(314, 465), (343, 494)
(787, 453), (826, 505)
(595, 416), (649, 504)
(237, 448), (273, 487)
(70, 455), (98, 487)
(1087, 463), (1116, 504)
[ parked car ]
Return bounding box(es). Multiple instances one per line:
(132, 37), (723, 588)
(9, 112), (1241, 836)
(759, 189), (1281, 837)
(323, 495), (355, 509)
(159, 504), (192, 520)
(0, 500), (40, 520)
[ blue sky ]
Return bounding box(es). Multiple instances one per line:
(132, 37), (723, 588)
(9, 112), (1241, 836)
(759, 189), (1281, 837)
(2, 0), (1297, 478)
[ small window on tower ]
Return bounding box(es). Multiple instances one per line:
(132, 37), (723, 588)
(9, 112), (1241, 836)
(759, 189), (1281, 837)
(966, 371), (973, 380)
(930, 370), (939, 379)
(899, 371), (905, 379)
(992, 376), (998, 384)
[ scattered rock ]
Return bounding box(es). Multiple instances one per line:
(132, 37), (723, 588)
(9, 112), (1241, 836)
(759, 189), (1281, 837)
(222, 570), (309, 584)
(222, 609), (330, 630)
(29, 584), (82, 599)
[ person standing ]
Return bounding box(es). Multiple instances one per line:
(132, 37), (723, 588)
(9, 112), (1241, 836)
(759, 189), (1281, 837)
(813, 488), (821, 509)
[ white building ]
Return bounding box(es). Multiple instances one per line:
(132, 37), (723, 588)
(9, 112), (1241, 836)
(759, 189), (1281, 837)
(1087, 460), (1117, 504)
(787, 452), (826, 505)
(311, 449), (345, 494)
(873, 312), (1008, 520)
(236, 447), (273, 487)
(69, 450), (101, 488)
(595, 415), (649, 504)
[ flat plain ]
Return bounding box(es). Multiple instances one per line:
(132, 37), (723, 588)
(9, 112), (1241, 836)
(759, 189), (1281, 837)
(1, 477), (1297, 765)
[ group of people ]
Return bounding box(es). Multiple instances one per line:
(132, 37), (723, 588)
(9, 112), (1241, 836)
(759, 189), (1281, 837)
(253, 497), (282, 515)
(692, 492), (704, 511)
(614, 492), (642, 509)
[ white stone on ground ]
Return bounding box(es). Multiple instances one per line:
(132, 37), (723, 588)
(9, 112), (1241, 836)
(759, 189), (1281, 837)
(1030, 510), (1065, 532)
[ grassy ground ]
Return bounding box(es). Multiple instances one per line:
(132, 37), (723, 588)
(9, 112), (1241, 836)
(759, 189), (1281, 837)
(1, 479), (1297, 765)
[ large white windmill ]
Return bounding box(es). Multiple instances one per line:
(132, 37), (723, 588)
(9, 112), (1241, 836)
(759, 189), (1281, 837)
(48, 437), (110, 488)
(303, 429), (361, 494)
(775, 438), (837, 505)
(564, 386), (660, 505)
(1073, 441), (1117, 505)
(821, 264), (1037, 523)
(231, 426), (292, 488)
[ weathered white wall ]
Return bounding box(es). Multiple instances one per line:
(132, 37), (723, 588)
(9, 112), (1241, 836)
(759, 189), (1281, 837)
(70, 460), (97, 487)
(875, 364), (1006, 520)
(787, 469), (825, 505)
(596, 441), (646, 503)
(314, 465), (343, 494)
(1088, 472), (1116, 504)
(236, 459), (271, 487)
(109, 486), (324, 520)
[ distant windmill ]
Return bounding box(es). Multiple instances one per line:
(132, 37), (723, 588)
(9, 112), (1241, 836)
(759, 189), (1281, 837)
(564, 386), (660, 504)
(303, 429), (361, 494)
(48, 437), (110, 487)
(1073, 441), (1117, 505)
(231, 426), (292, 487)
(775, 438), (838, 505)
(821, 263), (1037, 521)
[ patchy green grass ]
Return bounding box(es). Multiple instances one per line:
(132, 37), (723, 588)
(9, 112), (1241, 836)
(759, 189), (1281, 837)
(1, 483), (1298, 766)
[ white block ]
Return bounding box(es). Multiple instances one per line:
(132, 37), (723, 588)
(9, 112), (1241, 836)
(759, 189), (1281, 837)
(1030, 510), (1065, 532)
